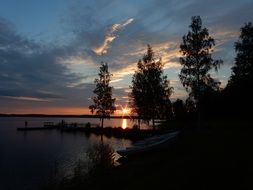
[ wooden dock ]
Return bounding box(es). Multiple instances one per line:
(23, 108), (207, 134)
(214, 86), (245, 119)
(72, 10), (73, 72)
(16, 121), (97, 131)
(17, 121), (57, 130)
(17, 126), (56, 131)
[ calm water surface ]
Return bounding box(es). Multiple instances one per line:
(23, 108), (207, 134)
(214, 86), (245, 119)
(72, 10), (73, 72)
(0, 117), (136, 190)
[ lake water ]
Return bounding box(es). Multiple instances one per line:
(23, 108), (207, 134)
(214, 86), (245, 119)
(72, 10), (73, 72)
(0, 117), (138, 190)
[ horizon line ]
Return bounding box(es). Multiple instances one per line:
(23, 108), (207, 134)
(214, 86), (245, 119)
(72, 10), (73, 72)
(0, 113), (138, 119)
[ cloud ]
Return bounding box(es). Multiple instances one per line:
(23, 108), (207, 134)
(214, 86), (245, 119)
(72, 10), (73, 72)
(110, 78), (123, 83)
(92, 18), (134, 55)
(0, 96), (51, 102)
(108, 41), (181, 84)
(0, 17), (95, 113)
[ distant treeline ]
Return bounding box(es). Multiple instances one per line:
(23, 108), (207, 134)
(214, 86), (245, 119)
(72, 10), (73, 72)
(0, 114), (137, 119)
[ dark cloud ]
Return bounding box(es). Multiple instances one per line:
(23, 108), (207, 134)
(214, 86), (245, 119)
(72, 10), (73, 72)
(0, 17), (94, 112)
(0, 89), (62, 99)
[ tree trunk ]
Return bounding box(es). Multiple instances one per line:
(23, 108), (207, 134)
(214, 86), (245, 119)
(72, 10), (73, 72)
(100, 117), (104, 143)
(196, 59), (201, 128)
(197, 102), (201, 128)
(101, 117), (104, 129)
(152, 118), (155, 130)
(138, 119), (141, 129)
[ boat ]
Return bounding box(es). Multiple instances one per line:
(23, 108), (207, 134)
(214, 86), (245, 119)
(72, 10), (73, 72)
(117, 131), (180, 157)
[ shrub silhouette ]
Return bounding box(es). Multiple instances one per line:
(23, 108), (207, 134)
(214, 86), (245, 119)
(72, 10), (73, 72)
(87, 143), (115, 175)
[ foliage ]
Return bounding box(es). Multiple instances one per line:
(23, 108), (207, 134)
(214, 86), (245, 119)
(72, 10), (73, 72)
(227, 22), (253, 89)
(85, 122), (91, 128)
(172, 99), (187, 120)
(185, 97), (196, 113)
(223, 22), (253, 120)
(161, 98), (173, 121)
(89, 62), (116, 128)
(73, 159), (88, 181)
(130, 44), (173, 129)
(86, 143), (115, 175)
(42, 143), (115, 190)
(179, 16), (222, 105)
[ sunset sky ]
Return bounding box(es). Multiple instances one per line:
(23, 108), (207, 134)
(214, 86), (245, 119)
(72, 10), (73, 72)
(0, 0), (253, 114)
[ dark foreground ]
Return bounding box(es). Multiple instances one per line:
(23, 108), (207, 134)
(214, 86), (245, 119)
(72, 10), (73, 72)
(43, 122), (253, 190)
(86, 125), (253, 190)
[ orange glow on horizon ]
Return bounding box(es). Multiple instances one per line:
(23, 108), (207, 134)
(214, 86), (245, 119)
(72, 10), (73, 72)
(1, 106), (132, 116)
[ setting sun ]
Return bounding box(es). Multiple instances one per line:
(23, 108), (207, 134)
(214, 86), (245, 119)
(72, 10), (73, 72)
(122, 108), (130, 115)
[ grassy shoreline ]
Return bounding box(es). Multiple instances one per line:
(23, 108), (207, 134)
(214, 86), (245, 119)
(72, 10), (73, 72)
(42, 123), (253, 190)
(84, 126), (253, 190)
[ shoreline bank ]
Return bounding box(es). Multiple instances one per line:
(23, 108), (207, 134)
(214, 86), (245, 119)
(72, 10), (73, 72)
(86, 127), (253, 190)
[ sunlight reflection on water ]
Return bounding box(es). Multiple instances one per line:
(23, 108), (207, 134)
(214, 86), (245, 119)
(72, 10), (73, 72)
(0, 117), (139, 190)
(121, 118), (127, 129)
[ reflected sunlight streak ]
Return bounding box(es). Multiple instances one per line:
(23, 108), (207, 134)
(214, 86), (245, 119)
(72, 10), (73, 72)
(121, 119), (127, 129)
(120, 105), (131, 129)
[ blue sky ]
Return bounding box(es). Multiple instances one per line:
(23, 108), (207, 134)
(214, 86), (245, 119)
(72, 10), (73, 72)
(0, 0), (253, 114)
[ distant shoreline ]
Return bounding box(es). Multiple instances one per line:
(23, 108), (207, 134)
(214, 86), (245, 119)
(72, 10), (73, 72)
(0, 114), (138, 119)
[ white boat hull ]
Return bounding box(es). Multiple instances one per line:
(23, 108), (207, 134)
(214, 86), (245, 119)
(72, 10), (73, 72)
(117, 131), (180, 157)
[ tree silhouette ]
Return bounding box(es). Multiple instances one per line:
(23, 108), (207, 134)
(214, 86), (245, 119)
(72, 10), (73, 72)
(161, 98), (173, 122)
(172, 99), (187, 120)
(179, 16), (223, 106)
(130, 45), (173, 129)
(227, 22), (253, 90)
(224, 22), (253, 119)
(89, 62), (116, 128)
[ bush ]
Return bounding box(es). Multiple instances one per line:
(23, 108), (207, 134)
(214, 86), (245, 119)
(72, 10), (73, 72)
(42, 143), (115, 190)
(87, 143), (115, 175)
(85, 122), (91, 128)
